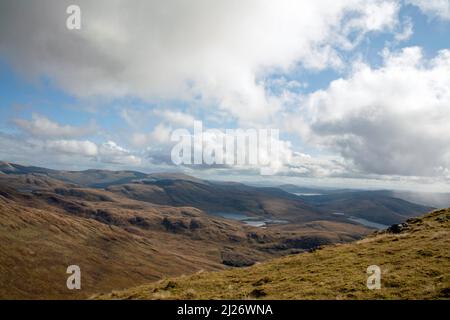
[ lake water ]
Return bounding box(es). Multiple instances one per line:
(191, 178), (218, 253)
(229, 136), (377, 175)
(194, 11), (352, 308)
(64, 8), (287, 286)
(347, 217), (389, 230)
(211, 211), (388, 230)
(211, 212), (288, 227)
(332, 212), (389, 230)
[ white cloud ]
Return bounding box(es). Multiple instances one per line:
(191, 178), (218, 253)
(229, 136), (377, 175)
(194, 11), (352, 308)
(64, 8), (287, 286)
(100, 141), (127, 154)
(0, 0), (400, 124)
(45, 139), (98, 157)
(288, 153), (353, 178)
(98, 141), (143, 165)
(153, 109), (197, 128)
(407, 0), (450, 20)
(296, 47), (450, 177)
(0, 133), (146, 169)
(394, 16), (414, 41)
(2, 0), (449, 188)
(14, 113), (96, 138)
(132, 124), (172, 148)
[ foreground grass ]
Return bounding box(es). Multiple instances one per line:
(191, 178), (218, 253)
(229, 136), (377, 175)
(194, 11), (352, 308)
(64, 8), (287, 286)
(96, 209), (450, 300)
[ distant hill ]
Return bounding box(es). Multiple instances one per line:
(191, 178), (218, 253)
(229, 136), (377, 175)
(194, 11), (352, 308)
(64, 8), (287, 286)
(384, 190), (450, 210)
(278, 184), (435, 225)
(0, 161), (149, 188)
(0, 162), (343, 223)
(297, 191), (434, 225)
(0, 161), (205, 188)
(96, 208), (450, 300)
(278, 184), (353, 195)
(0, 162), (433, 226)
(105, 180), (327, 223)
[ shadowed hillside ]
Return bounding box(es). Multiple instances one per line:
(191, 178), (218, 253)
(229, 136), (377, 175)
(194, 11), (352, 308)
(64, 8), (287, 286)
(298, 191), (434, 225)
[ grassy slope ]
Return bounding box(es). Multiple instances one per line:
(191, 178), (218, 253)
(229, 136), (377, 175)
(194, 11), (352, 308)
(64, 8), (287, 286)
(0, 196), (225, 299)
(97, 208), (450, 300)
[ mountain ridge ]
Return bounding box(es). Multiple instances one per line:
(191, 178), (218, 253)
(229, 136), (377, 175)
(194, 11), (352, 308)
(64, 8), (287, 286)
(0, 161), (433, 225)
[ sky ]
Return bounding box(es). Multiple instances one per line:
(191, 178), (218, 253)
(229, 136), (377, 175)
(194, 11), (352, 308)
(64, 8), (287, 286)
(1, 0), (450, 191)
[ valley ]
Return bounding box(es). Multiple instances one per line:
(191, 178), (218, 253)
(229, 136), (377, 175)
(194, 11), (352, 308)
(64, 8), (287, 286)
(0, 161), (438, 299)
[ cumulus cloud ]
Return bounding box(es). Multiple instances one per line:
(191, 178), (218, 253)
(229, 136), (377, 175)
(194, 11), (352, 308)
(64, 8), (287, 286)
(287, 153), (353, 178)
(98, 141), (143, 165)
(0, 0), (400, 123)
(10, 111), (143, 166)
(45, 139), (98, 157)
(45, 139), (143, 165)
(407, 0), (450, 20)
(132, 123), (173, 148)
(153, 109), (197, 128)
(2, 0), (449, 187)
(158, 126), (352, 178)
(0, 128), (142, 167)
(14, 114), (96, 138)
(296, 47), (450, 177)
(99, 141), (129, 156)
(394, 16), (414, 42)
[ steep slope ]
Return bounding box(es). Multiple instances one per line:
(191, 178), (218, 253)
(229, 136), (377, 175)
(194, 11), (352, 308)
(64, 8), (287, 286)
(97, 208), (450, 300)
